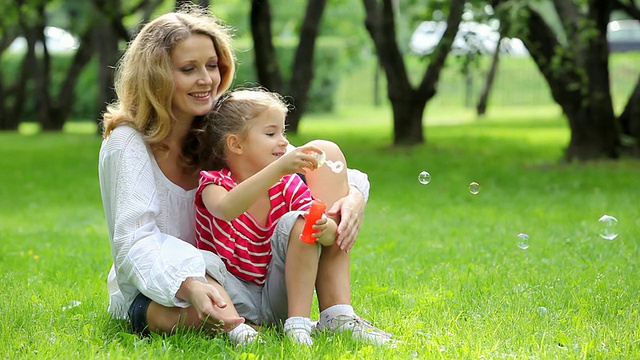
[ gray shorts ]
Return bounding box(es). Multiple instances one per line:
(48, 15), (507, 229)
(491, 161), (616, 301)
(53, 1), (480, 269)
(202, 210), (317, 326)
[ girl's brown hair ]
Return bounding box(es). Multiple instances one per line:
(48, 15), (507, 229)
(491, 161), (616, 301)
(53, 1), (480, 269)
(183, 88), (289, 171)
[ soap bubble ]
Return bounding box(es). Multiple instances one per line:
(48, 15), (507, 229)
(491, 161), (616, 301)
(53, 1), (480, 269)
(537, 306), (548, 316)
(418, 171), (431, 185)
(468, 182), (480, 195)
(517, 233), (529, 249)
(598, 215), (618, 240)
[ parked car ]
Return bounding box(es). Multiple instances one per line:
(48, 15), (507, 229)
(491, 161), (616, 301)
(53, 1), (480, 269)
(8, 26), (79, 53)
(409, 21), (528, 57)
(607, 20), (640, 52)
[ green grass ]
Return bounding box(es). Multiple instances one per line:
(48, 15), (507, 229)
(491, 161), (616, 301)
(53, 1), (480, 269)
(338, 52), (640, 112)
(2, 107), (640, 359)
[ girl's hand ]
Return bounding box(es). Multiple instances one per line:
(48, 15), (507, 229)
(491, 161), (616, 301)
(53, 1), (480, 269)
(312, 215), (337, 246)
(277, 145), (324, 175)
(327, 185), (365, 253)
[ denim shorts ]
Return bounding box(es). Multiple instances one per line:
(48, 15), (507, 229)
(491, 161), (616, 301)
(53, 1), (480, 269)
(127, 292), (152, 335)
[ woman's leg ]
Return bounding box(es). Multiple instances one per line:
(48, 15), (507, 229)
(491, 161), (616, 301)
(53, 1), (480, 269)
(145, 275), (241, 335)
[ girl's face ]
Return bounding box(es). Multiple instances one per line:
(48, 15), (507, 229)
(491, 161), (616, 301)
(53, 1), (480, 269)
(171, 34), (221, 124)
(240, 108), (289, 171)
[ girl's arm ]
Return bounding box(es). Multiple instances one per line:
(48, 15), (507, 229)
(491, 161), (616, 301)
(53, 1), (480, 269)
(202, 145), (323, 221)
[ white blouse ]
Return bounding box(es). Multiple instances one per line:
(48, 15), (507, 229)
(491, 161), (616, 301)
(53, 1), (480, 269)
(98, 125), (370, 319)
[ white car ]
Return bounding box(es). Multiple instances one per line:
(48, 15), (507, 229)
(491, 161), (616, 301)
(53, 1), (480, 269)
(409, 21), (528, 56)
(607, 19), (640, 52)
(8, 26), (79, 53)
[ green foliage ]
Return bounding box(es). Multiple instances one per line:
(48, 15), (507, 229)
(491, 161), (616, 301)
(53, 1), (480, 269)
(2, 107), (640, 358)
(0, 51), (99, 121)
(233, 37), (348, 113)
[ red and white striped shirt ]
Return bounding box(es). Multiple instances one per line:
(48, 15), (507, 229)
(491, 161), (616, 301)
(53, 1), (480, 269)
(195, 168), (312, 285)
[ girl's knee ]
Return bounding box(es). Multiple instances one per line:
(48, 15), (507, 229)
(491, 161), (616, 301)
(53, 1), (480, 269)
(306, 140), (345, 162)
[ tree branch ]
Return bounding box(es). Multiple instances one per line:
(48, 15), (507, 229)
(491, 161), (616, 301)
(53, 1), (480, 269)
(612, 0), (640, 20)
(419, 0), (464, 96)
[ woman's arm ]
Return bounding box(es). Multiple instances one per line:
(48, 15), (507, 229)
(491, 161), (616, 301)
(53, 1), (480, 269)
(346, 168), (370, 202)
(99, 127), (207, 308)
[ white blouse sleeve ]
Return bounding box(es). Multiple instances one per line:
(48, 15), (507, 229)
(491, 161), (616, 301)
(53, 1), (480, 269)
(346, 168), (370, 202)
(99, 127), (206, 309)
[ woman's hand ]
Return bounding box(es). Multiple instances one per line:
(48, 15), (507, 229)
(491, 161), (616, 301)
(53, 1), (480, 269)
(177, 277), (245, 332)
(327, 185), (365, 253)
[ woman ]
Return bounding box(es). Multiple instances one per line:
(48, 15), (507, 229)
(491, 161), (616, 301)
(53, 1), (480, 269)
(98, 5), (385, 346)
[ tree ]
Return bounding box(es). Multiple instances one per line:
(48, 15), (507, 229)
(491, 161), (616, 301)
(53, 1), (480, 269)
(250, 0), (327, 134)
(476, 37), (501, 116)
(0, 1), (26, 130)
(492, 0), (635, 161)
(0, 1), (24, 130)
(613, 0), (640, 155)
(176, 0), (209, 10)
(2, 0), (97, 131)
(92, 0), (164, 132)
(362, 0), (465, 145)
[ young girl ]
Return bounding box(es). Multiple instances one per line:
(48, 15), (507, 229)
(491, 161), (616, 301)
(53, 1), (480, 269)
(186, 89), (394, 346)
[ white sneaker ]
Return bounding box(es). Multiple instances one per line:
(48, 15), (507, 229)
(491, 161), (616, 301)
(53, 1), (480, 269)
(228, 324), (263, 347)
(284, 317), (314, 346)
(316, 315), (397, 346)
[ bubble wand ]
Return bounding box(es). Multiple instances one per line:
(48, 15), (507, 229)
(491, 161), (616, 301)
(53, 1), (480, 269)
(309, 150), (344, 173)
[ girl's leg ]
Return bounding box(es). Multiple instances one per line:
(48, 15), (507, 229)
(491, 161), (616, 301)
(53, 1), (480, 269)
(304, 140), (350, 209)
(303, 140), (352, 311)
(285, 217), (320, 317)
(282, 216), (320, 345)
(305, 141), (395, 345)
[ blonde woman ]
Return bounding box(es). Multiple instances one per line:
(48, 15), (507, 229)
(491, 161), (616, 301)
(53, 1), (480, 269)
(98, 5), (373, 346)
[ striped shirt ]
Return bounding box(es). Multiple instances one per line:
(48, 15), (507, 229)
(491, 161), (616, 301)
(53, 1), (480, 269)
(195, 168), (312, 285)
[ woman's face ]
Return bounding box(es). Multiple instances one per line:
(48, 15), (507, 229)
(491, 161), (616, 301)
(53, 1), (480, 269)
(170, 34), (221, 124)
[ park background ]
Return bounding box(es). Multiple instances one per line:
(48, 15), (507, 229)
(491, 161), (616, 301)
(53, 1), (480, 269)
(1, 0), (640, 358)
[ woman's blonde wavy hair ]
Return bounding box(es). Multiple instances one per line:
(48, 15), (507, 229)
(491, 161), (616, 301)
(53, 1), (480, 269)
(101, 4), (235, 152)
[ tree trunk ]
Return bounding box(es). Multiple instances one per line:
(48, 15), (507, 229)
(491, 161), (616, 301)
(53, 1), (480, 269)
(5, 34), (35, 130)
(96, 13), (119, 132)
(39, 22), (95, 131)
(284, 0), (327, 133)
(618, 74), (640, 156)
(510, 3), (618, 161)
(566, 0), (618, 160)
(390, 94), (427, 144)
(250, 0), (326, 134)
(19, 4), (52, 130)
(363, 0), (464, 146)
(250, 0), (283, 93)
(476, 39), (501, 116)
(0, 30), (19, 128)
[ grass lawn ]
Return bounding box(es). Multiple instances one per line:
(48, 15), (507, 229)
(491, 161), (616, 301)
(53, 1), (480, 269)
(1, 106), (639, 359)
